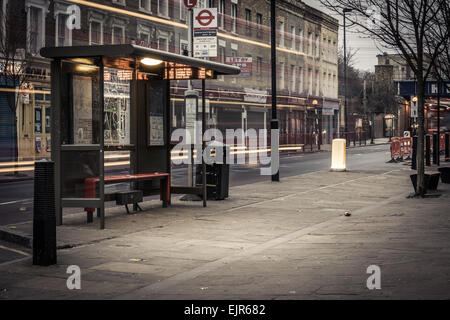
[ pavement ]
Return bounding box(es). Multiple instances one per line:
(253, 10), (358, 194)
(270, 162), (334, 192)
(0, 157), (449, 299)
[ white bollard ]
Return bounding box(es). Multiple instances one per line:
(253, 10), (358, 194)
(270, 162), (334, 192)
(331, 139), (346, 172)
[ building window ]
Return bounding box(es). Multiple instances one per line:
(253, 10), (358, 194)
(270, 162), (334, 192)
(291, 65), (296, 92)
(158, 0), (169, 17)
(298, 28), (303, 52)
(112, 25), (125, 44)
(298, 67), (303, 93)
(180, 39), (188, 55)
(113, 0), (126, 5)
(278, 21), (284, 47)
(218, 0), (224, 29)
(179, 0), (187, 20)
(139, 0), (151, 12)
(56, 12), (72, 46)
(28, 6), (45, 55)
(279, 62), (285, 90)
(315, 34), (320, 57)
(308, 32), (312, 55)
(138, 27), (150, 46)
(0, 0), (6, 44)
(256, 56), (262, 75)
(328, 73), (331, 97)
(290, 26), (295, 50)
(208, 0), (215, 7)
(158, 36), (168, 51)
(308, 68), (312, 95)
(45, 107), (51, 133)
(90, 20), (103, 45)
(35, 106), (42, 134)
(327, 39), (331, 60)
(218, 43), (226, 80)
(231, 3), (237, 33)
(245, 9), (251, 35)
(256, 13), (262, 38)
(333, 41), (336, 61)
(315, 70), (319, 96)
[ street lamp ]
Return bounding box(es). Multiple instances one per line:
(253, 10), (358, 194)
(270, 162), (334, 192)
(343, 8), (352, 146)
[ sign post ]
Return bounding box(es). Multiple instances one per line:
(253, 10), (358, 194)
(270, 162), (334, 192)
(184, 0), (197, 187)
(193, 8), (218, 58)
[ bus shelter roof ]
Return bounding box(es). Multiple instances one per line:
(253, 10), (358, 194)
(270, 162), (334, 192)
(40, 44), (241, 76)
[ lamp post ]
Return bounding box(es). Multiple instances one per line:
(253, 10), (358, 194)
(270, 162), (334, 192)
(271, 0), (279, 182)
(343, 8), (352, 147)
(312, 99), (319, 150)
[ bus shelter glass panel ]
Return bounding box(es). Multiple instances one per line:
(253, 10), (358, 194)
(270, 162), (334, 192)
(104, 67), (132, 146)
(59, 60), (103, 199)
(60, 60), (102, 145)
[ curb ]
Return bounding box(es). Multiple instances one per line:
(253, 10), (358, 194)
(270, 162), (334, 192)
(0, 226), (32, 248)
(0, 177), (34, 184)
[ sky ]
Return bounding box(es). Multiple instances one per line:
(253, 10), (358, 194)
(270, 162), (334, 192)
(303, 0), (384, 72)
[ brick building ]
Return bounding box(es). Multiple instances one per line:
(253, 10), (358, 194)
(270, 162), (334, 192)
(0, 0), (339, 161)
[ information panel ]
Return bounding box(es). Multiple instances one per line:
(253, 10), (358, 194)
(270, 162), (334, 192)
(103, 68), (131, 146)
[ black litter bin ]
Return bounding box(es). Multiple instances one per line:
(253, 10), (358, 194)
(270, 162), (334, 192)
(196, 142), (230, 200)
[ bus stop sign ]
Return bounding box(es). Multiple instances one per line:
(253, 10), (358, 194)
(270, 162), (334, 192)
(184, 0), (197, 9)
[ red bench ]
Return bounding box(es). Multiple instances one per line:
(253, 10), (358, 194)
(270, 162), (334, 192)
(84, 173), (170, 221)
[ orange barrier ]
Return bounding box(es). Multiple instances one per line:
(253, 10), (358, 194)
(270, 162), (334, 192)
(388, 138), (401, 162)
(388, 137), (412, 163)
(402, 137), (412, 160)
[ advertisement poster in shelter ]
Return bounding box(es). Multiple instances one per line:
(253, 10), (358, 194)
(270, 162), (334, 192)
(73, 75), (93, 144)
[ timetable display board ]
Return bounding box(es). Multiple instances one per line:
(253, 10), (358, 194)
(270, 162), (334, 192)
(163, 62), (215, 80)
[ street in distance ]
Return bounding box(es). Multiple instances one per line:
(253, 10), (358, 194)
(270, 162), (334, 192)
(184, 304), (266, 317)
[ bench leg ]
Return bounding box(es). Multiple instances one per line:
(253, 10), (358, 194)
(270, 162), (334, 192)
(160, 177), (169, 208)
(133, 203), (138, 212)
(87, 211), (93, 223)
(125, 204), (130, 214)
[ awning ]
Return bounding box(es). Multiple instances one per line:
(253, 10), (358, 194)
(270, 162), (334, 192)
(40, 44), (241, 76)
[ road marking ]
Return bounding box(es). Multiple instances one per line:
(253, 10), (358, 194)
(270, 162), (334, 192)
(0, 245), (30, 257)
(0, 256), (31, 267)
(0, 198), (33, 206)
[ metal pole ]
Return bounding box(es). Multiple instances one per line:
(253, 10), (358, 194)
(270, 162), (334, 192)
(343, 10), (348, 146)
(188, 8), (193, 186)
(437, 80), (440, 166)
(371, 113), (375, 144)
(271, 0), (279, 182)
(202, 79), (207, 207)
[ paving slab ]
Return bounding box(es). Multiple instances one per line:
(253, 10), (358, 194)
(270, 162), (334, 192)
(0, 166), (449, 300)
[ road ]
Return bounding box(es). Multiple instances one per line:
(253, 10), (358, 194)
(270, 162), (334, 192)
(0, 144), (394, 227)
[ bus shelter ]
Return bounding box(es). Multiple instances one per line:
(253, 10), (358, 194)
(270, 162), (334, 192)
(40, 44), (240, 229)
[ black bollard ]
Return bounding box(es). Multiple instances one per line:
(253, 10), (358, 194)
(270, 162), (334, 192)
(425, 135), (431, 166)
(446, 133), (449, 162)
(412, 136), (417, 170)
(33, 160), (57, 266)
(432, 133), (438, 165)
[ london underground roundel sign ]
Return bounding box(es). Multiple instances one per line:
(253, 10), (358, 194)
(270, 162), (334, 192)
(195, 9), (216, 26)
(184, 0), (197, 9)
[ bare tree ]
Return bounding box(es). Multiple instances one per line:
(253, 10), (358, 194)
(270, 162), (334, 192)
(319, 0), (449, 196)
(428, 1), (450, 90)
(0, 2), (32, 169)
